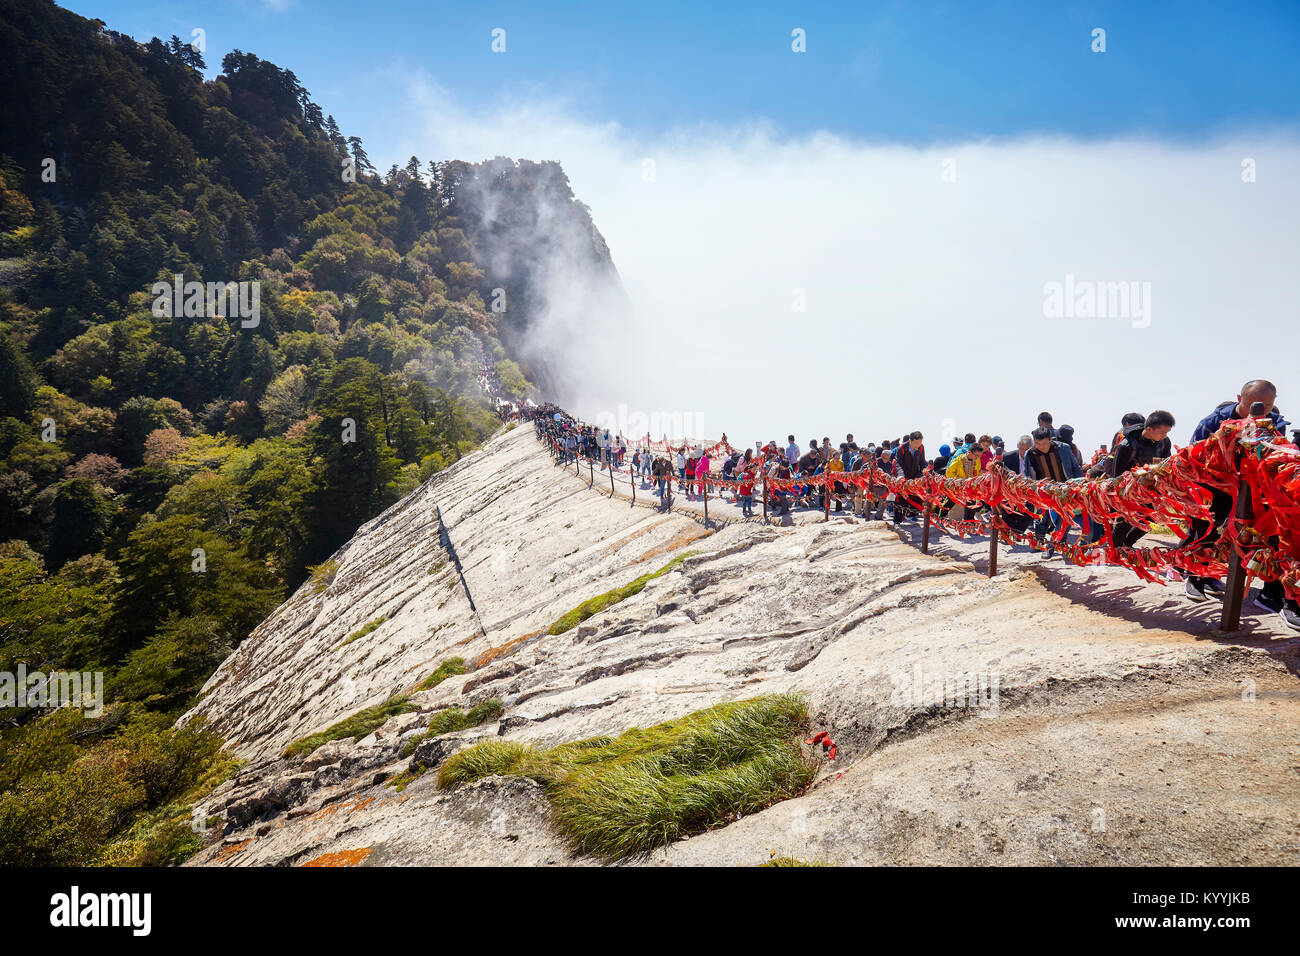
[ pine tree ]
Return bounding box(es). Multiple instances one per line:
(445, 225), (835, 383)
(325, 114), (346, 151)
(347, 136), (375, 174)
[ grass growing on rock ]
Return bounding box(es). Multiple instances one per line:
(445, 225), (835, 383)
(306, 559), (339, 594)
(284, 696), (414, 759)
(416, 657), (468, 691)
(437, 739), (535, 785)
(400, 699), (504, 758)
(546, 551), (699, 636)
(436, 693), (815, 860)
(385, 767), (424, 792)
(341, 616), (387, 647)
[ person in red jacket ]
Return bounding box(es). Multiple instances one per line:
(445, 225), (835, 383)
(695, 451), (711, 501)
(738, 456), (756, 517)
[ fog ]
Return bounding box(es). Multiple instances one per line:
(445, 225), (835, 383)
(394, 79), (1300, 453)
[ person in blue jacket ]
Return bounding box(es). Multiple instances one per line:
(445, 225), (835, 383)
(1026, 426), (1083, 555)
(1190, 379), (1288, 442)
(1182, 379), (1298, 631)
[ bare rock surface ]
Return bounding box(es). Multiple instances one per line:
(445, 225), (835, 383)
(184, 426), (1300, 866)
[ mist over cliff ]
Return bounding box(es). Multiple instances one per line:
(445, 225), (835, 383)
(400, 85), (1300, 450)
(454, 157), (634, 407)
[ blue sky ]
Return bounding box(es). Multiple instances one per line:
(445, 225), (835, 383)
(61, 1), (1300, 447)
(68, 0), (1300, 158)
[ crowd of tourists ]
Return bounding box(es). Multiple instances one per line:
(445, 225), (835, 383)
(520, 380), (1298, 631)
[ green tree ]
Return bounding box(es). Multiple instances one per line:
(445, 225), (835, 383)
(234, 439), (317, 582)
(0, 333), (37, 421)
(307, 359), (400, 555)
(0, 552), (119, 673)
(113, 513), (278, 648)
(347, 136), (374, 175)
(111, 615), (232, 709)
(435, 388), (474, 461)
(48, 478), (116, 569)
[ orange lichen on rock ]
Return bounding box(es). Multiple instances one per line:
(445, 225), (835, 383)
(299, 847), (373, 867)
(215, 839), (251, 863)
(626, 527), (711, 568)
(308, 803), (342, 822)
(472, 630), (539, 669)
(304, 793), (406, 824)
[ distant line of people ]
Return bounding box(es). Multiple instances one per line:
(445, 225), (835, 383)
(519, 379), (1296, 631)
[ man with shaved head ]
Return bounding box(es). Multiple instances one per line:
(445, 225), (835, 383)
(1183, 379), (1297, 630)
(1190, 379), (1287, 442)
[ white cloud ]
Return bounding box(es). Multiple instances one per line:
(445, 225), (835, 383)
(387, 76), (1300, 452)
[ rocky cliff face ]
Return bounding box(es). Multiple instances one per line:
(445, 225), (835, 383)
(183, 426), (1300, 866)
(454, 157), (632, 403)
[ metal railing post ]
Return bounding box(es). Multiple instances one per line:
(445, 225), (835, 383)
(1221, 401), (1268, 631)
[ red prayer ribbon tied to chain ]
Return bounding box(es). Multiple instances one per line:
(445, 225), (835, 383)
(806, 730), (837, 760)
(632, 436), (738, 458)
(541, 416), (1300, 602)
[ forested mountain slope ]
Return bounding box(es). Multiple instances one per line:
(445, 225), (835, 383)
(0, 0), (619, 864)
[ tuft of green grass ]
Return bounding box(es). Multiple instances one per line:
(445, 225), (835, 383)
(340, 616), (387, 647)
(385, 766), (426, 792)
(436, 693), (815, 860)
(284, 695), (414, 759)
(436, 740), (536, 788)
(416, 656), (468, 692)
(401, 699), (504, 758)
(306, 559), (339, 594)
(546, 551), (700, 636)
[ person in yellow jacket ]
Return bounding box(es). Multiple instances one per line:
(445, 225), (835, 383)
(944, 442), (984, 479)
(824, 452), (845, 512)
(943, 443), (984, 520)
